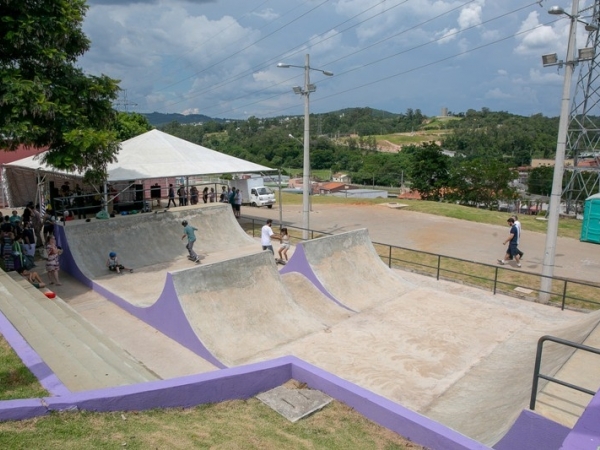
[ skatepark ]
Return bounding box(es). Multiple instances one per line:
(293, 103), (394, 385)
(1, 202), (600, 449)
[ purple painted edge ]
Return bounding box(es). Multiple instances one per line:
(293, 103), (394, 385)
(493, 409), (570, 450)
(0, 308), (69, 397)
(91, 274), (225, 369)
(289, 357), (490, 450)
(56, 225), (92, 288)
(560, 389), (600, 450)
(280, 243), (356, 312)
(57, 225), (225, 369)
(0, 355), (488, 449)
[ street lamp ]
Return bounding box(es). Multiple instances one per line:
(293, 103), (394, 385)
(539, 1), (596, 302)
(278, 54), (333, 240)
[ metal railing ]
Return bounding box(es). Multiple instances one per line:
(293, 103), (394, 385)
(529, 335), (600, 411)
(239, 216), (600, 311)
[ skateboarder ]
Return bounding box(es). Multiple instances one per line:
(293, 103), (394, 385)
(181, 220), (200, 263)
(261, 219), (280, 256)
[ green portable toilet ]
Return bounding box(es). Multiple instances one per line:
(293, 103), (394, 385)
(581, 193), (600, 244)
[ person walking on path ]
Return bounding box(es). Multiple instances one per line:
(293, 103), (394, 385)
(261, 219), (280, 255)
(498, 217), (522, 268)
(181, 220), (200, 263)
(167, 184), (176, 208)
(512, 215), (524, 260)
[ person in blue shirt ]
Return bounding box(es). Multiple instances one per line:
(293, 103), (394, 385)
(497, 217), (522, 268)
(181, 220), (200, 263)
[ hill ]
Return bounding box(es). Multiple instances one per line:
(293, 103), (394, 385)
(143, 112), (226, 126)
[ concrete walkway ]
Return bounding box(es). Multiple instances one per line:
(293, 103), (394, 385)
(242, 203), (600, 284)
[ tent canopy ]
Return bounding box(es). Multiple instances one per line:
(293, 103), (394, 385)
(5, 129), (273, 181)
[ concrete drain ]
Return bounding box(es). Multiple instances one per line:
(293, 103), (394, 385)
(256, 385), (332, 423)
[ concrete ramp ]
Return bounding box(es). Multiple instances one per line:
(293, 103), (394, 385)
(173, 251), (330, 366)
(62, 204), (254, 281)
(282, 229), (410, 311)
(422, 309), (600, 446)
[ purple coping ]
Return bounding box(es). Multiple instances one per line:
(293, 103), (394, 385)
(56, 225), (225, 369)
(43, 227), (600, 449)
(0, 355), (490, 449)
(280, 243), (356, 312)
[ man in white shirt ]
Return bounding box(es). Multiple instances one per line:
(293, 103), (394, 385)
(261, 219), (279, 254)
(512, 215), (524, 260)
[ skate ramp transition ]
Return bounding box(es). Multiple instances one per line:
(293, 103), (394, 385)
(56, 215), (600, 445)
(281, 228), (411, 311)
(61, 204), (255, 281)
(172, 251), (352, 367)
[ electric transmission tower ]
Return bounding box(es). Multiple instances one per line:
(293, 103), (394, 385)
(564, 1), (600, 212)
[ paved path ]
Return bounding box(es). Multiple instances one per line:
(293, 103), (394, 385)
(243, 203), (600, 284)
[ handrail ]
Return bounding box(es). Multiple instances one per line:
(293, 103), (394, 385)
(239, 215), (600, 310)
(529, 335), (600, 410)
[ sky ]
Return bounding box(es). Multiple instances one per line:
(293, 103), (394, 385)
(78, 0), (596, 120)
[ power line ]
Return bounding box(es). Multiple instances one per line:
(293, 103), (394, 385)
(194, 2), (549, 118)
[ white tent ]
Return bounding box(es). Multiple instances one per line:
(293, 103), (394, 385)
(3, 129), (274, 206)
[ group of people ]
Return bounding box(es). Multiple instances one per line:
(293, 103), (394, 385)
(180, 218), (291, 265)
(1, 202), (63, 288)
(498, 215), (525, 268)
(261, 219), (290, 262)
(166, 184), (219, 208)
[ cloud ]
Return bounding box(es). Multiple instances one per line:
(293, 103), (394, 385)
(252, 8), (279, 21)
(485, 88), (511, 99)
(497, 69), (508, 76)
(458, 3), (483, 29)
(514, 11), (562, 56)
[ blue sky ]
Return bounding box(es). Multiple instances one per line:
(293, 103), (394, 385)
(79, 0), (593, 119)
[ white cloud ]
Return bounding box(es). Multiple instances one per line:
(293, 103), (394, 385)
(498, 69), (508, 76)
(252, 8), (279, 21)
(458, 3), (483, 29)
(514, 11), (562, 56)
(485, 88), (511, 99)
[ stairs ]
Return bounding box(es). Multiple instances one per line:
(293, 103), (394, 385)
(0, 270), (158, 392)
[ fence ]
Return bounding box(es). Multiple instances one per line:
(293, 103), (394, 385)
(239, 216), (600, 311)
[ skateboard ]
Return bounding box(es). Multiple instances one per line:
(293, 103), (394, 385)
(188, 256), (201, 264)
(276, 258), (287, 265)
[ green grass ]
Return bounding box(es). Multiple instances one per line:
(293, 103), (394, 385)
(0, 397), (423, 449)
(0, 335), (48, 401)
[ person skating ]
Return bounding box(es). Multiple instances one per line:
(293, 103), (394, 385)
(181, 220), (201, 263)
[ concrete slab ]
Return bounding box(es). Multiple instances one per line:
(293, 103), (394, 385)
(256, 384), (332, 423)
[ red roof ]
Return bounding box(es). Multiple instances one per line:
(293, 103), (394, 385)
(0, 145), (46, 165)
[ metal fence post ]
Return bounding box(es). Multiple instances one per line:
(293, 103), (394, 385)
(436, 255), (441, 280)
(493, 267), (498, 295)
(388, 246), (392, 268)
(562, 280), (568, 311)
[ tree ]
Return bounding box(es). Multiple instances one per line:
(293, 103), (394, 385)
(447, 158), (518, 209)
(0, 0), (121, 183)
(527, 165), (555, 196)
(408, 143), (450, 201)
(114, 112), (153, 141)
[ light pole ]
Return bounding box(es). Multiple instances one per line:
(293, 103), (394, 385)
(278, 54), (333, 240)
(539, 2), (596, 301)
